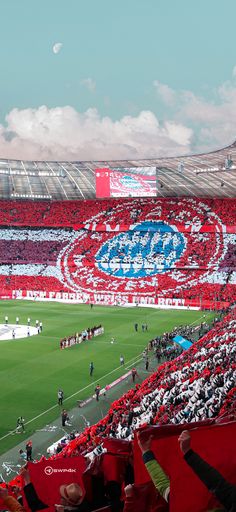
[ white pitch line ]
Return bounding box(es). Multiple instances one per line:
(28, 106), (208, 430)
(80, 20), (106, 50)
(125, 358), (142, 370)
(189, 312), (213, 327)
(94, 341), (146, 347)
(0, 353), (142, 442)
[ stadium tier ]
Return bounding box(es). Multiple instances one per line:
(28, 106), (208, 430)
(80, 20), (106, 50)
(0, 197), (236, 308)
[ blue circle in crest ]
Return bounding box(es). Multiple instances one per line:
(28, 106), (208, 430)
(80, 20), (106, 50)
(95, 221), (186, 278)
(120, 175), (141, 188)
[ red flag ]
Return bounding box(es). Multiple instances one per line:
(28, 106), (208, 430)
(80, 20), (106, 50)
(102, 437), (132, 455)
(134, 421), (236, 512)
(123, 481), (167, 512)
(23, 456), (87, 512)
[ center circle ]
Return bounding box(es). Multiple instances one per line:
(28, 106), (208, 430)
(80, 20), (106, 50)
(0, 324), (39, 341)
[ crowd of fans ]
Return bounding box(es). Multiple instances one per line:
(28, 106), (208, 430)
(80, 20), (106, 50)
(0, 198), (235, 306)
(1, 230), (234, 272)
(0, 198), (236, 510)
(0, 197), (236, 227)
(2, 312), (235, 511)
(0, 227), (235, 304)
(1, 426), (236, 511)
(154, 316), (220, 346)
(50, 312), (236, 458)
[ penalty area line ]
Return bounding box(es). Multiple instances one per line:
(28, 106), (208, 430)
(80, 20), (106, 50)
(0, 353), (143, 443)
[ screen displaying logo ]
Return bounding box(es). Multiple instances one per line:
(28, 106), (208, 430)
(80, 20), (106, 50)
(96, 167), (156, 197)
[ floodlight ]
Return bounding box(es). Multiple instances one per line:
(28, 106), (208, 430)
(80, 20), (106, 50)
(178, 162), (184, 172)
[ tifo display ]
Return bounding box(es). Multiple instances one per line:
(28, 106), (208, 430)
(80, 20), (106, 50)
(0, 197), (235, 309)
(0, 188), (235, 511)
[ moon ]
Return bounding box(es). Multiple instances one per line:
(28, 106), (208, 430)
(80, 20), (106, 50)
(53, 42), (63, 54)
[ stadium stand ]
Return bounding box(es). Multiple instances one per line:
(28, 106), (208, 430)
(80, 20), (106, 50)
(0, 197), (236, 226)
(3, 313), (236, 511)
(1, 143), (236, 510)
(0, 198), (235, 307)
(49, 313), (236, 457)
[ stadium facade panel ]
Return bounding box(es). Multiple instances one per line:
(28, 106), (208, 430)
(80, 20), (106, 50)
(0, 141), (236, 199)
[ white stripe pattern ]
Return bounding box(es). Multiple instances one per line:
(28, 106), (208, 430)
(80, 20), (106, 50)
(0, 228), (77, 242)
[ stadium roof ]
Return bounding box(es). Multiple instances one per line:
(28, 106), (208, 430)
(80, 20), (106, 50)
(0, 141), (236, 200)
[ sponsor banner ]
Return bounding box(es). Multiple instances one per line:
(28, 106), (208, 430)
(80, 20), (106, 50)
(77, 370), (132, 407)
(105, 370), (132, 390)
(0, 220), (234, 233)
(10, 289), (229, 310)
(173, 335), (193, 350)
(23, 456), (87, 512)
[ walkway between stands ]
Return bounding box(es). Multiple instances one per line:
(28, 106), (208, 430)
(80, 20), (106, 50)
(0, 356), (157, 483)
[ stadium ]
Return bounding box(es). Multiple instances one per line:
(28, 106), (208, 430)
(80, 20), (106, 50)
(0, 141), (235, 512)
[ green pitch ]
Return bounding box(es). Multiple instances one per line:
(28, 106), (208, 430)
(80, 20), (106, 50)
(0, 300), (215, 454)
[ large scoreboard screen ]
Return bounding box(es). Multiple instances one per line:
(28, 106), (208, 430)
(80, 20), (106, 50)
(96, 167), (157, 198)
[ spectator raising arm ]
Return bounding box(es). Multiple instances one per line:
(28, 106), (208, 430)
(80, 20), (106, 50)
(137, 431), (170, 503)
(20, 467), (48, 511)
(0, 486), (25, 512)
(179, 430), (236, 512)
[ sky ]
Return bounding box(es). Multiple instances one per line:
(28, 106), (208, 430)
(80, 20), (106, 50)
(0, 0), (236, 161)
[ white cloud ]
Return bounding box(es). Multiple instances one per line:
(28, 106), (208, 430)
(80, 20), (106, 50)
(1, 72), (236, 161)
(153, 77), (236, 151)
(52, 42), (63, 54)
(164, 121), (192, 146)
(153, 80), (176, 105)
(81, 78), (96, 92)
(0, 106), (192, 161)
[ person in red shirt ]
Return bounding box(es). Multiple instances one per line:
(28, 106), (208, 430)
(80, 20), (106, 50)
(95, 384), (101, 401)
(26, 440), (33, 461)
